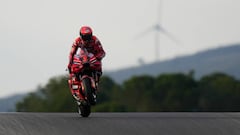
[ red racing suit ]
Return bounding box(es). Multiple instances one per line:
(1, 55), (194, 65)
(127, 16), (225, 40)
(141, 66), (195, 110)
(68, 36), (105, 73)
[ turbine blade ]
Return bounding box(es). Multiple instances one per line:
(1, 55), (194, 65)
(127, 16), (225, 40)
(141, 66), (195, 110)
(157, 25), (181, 44)
(134, 26), (155, 40)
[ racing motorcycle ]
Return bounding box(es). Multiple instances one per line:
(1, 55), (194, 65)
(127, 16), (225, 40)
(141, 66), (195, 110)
(68, 48), (101, 117)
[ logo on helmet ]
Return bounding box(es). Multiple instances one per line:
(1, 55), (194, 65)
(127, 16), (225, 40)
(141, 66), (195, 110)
(85, 29), (90, 33)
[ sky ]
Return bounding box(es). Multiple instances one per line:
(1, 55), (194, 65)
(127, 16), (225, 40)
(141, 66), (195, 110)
(1, 0), (240, 98)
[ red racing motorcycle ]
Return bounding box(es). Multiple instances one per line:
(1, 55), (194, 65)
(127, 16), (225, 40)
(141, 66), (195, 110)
(68, 48), (101, 117)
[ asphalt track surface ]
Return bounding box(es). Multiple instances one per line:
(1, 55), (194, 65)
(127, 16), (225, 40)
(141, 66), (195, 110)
(0, 112), (240, 135)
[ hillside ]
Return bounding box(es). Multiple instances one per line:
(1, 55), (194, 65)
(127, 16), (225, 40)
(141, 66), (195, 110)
(105, 44), (240, 83)
(0, 94), (26, 112)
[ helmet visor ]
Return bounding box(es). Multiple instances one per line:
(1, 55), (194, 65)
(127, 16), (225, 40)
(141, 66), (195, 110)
(81, 34), (92, 41)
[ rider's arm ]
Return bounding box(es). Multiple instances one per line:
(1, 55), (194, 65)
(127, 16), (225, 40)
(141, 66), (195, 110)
(94, 37), (105, 60)
(69, 38), (80, 65)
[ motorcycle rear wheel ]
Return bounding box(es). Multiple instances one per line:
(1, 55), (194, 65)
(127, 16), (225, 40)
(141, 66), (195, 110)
(82, 77), (96, 105)
(78, 104), (90, 117)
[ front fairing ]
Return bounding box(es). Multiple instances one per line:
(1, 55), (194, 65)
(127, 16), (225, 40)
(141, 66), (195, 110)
(71, 53), (101, 74)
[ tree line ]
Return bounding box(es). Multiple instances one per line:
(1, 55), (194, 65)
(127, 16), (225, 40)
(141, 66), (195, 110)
(16, 72), (240, 112)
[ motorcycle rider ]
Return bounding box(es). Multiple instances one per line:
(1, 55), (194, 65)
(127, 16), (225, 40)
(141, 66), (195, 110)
(68, 26), (106, 84)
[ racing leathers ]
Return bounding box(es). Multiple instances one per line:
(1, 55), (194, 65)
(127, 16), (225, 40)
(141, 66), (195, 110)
(68, 35), (105, 76)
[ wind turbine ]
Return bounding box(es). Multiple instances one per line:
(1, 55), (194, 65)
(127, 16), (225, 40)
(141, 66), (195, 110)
(135, 0), (179, 62)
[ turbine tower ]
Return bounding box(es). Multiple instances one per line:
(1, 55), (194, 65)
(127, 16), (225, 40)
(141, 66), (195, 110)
(136, 0), (179, 62)
(155, 0), (162, 61)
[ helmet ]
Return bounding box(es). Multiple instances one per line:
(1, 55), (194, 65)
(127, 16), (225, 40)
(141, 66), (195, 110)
(80, 26), (93, 41)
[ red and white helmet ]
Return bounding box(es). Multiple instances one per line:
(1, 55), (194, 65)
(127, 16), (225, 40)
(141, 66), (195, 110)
(80, 26), (93, 41)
